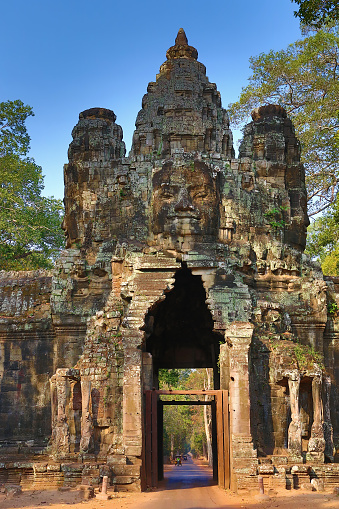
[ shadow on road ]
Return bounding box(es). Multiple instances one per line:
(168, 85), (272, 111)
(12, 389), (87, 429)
(159, 458), (216, 491)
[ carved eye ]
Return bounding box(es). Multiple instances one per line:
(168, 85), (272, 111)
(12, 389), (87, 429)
(193, 190), (208, 199)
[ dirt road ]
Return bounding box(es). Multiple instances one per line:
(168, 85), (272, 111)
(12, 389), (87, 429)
(0, 459), (338, 509)
(137, 458), (233, 509)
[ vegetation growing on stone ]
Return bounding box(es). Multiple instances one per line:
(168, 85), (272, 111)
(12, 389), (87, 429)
(327, 299), (339, 316)
(0, 28), (338, 492)
(264, 206), (288, 231)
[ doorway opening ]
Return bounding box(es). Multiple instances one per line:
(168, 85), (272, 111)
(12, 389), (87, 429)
(158, 368), (215, 469)
(142, 265), (228, 490)
(143, 390), (229, 490)
(160, 397), (217, 487)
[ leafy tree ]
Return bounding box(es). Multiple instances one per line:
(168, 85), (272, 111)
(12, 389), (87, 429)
(163, 402), (194, 458)
(306, 196), (339, 275)
(159, 369), (212, 461)
(228, 25), (339, 216)
(0, 100), (64, 270)
(0, 100), (33, 156)
(292, 1), (339, 27)
(158, 368), (192, 388)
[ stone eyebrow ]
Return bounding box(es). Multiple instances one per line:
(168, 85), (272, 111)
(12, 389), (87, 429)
(187, 183), (212, 190)
(159, 182), (181, 188)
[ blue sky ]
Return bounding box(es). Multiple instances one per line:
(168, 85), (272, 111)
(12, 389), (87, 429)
(1, 0), (302, 200)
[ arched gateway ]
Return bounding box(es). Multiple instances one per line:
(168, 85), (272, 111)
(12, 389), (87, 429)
(0, 29), (338, 492)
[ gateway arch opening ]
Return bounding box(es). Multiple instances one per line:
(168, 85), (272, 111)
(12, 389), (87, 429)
(144, 264), (222, 388)
(142, 265), (229, 489)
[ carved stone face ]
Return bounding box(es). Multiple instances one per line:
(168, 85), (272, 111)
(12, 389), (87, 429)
(151, 160), (219, 250)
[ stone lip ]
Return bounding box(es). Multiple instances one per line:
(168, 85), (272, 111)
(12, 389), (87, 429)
(251, 104), (287, 121)
(79, 108), (116, 123)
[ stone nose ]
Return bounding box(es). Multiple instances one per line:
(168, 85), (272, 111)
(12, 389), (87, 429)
(174, 189), (194, 212)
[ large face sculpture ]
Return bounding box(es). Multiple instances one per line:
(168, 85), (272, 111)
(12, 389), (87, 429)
(151, 160), (219, 251)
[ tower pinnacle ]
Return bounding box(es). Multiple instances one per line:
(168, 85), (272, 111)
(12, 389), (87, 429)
(175, 28), (188, 46)
(166, 28), (198, 61)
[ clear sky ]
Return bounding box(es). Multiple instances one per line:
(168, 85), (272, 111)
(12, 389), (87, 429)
(1, 0), (302, 200)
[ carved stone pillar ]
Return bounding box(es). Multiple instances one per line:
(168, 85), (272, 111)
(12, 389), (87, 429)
(123, 347), (143, 457)
(225, 322), (257, 492)
(54, 369), (70, 455)
(49, 376), (58, 446)
(219, 343), (230, 391)
(80, 378), (94, 454)
(307, 375), (325, 463)
(323, 375), (334, 462)
(287, 371), (302, 461)
(142, 352), (153, 391)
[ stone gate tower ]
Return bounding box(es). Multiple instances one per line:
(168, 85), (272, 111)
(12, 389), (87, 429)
(0, 29), (339, 492)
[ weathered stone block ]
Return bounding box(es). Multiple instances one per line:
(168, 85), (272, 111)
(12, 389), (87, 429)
(78, 485), (95, 500)
(258, 464), (275, 475)
(107, 455), (126, 465)
(33, 463), (48, 473)
(112, 475), (136, 484)
(125, 446), (142, 457)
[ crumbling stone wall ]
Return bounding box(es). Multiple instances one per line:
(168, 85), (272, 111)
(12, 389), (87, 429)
(0, 271), (54, 444)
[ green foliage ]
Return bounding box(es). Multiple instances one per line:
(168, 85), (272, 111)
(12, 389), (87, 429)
(0, 100), (64, 270)
(328, 300), (338, 315)
(228, 25), (339, 216)
(0, 100), (34, 157)
(306, 195), (339, 274)
(309, 345), (325, 368)
(293, 343), (324, 369)
(264, 206), (287, 230)
(294, 344), (306, 367)
(163, 402), (197, 457)
(157, 139), (163, 156)
(158, 368), (192, 389)
(292, 1), (339, 28)
(160, 369), (211, 459)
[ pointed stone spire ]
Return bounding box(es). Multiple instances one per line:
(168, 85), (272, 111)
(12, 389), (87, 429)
(175, 28), (188, 46)
(131, 28), (234, 160)
(166, 28), (198, 61)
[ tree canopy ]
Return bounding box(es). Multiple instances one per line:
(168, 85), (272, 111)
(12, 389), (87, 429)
(305, 195), (339, 275)
(292, 1), (339, 27)
(159, 369), (212, 460)
(228, 25), (339, 217)
(0, 100), (64, 270)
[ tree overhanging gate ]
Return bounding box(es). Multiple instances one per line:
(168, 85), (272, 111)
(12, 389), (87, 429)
(142, 390), (230, 490)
